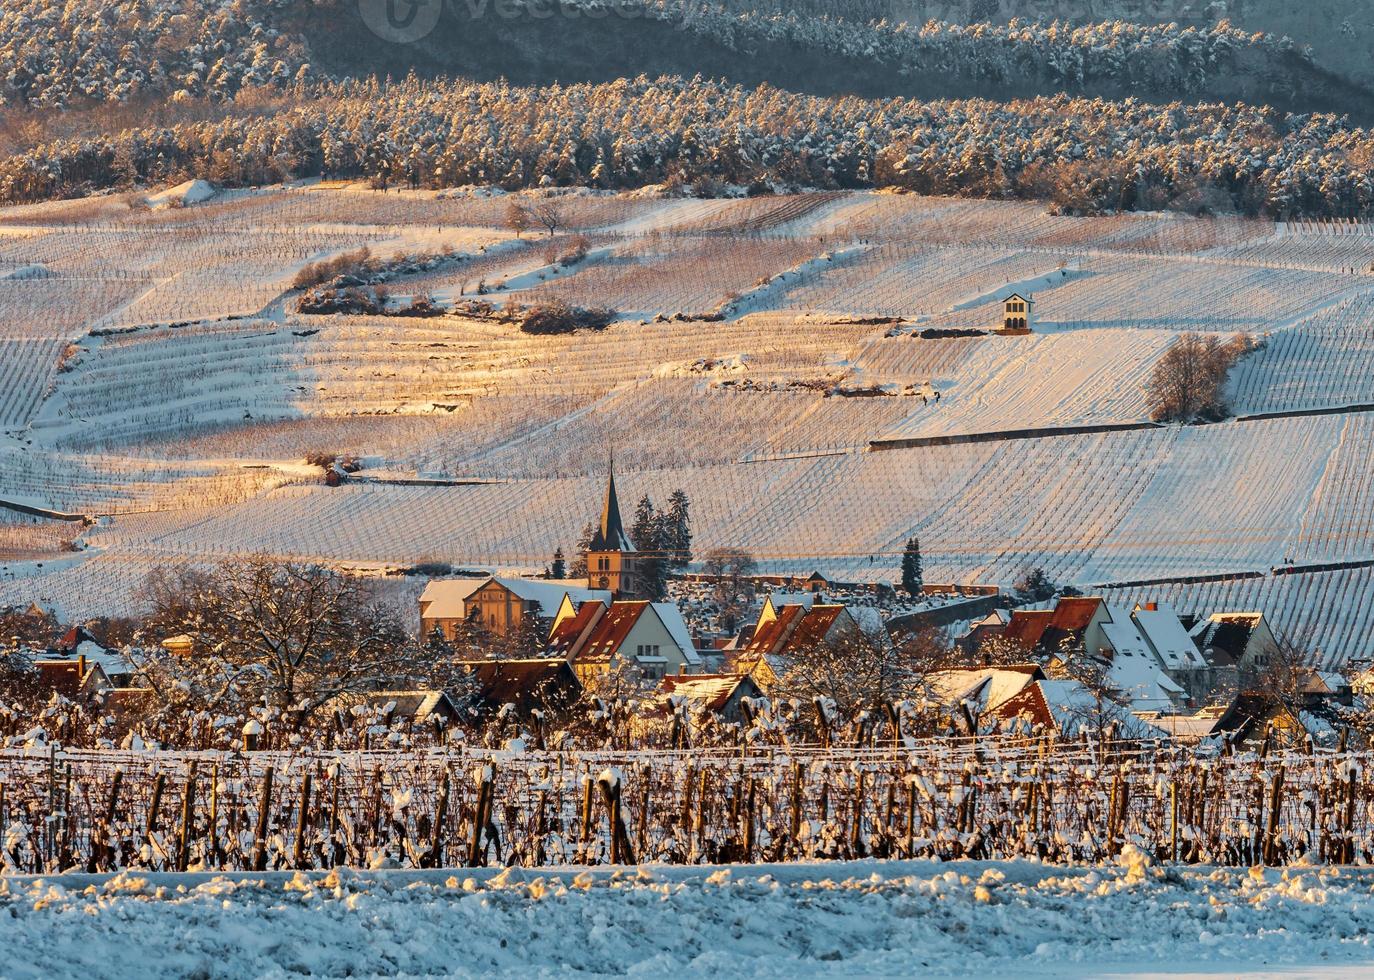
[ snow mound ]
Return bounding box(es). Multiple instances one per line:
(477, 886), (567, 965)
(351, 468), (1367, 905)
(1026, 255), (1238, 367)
(653, 354), (751, 378)
(145, 179), (216, 209)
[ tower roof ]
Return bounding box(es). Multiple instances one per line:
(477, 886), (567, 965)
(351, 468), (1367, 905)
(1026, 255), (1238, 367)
(589, 462), (635, 552)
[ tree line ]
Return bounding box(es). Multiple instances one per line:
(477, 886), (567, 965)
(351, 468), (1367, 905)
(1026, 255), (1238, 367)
(2, 73), (1373, 219)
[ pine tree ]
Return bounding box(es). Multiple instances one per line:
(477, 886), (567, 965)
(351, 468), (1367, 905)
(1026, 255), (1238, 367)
(631, 495), (668, 600)
(901, 537), (923, 597)
(570, 521), (595, 579)
(550, 548), (566, 580)
(664, 489), (692, 568)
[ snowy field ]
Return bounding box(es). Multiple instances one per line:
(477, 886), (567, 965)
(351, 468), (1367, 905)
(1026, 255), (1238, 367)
(3, 860), (1374, 979)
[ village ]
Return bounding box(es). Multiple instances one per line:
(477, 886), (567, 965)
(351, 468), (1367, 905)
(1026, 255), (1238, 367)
(3, 460), (1362, 757)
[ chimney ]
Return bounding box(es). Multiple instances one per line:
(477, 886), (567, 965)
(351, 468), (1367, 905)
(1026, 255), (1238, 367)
(78, 652), (87, 678)
(1144, 601), (1158, 612)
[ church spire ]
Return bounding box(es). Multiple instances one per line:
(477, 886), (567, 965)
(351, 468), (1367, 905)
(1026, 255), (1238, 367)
(590, 455), (634, 552)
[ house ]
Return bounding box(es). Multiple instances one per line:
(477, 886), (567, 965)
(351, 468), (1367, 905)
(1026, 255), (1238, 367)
(651, 673), (762, 724)
(584, 461), (650, 600)
(1189, 612), (1279, 686)
(45, 628), (136, 687)
(999, 292), (1033, 333)
(347, 690), (462, 728)
(547, 599), (701, 681)
(462, 658), (583, 722)
(922, 664), (1045, 728)
(33, 655), (114, 701)
(1208, 693), (1308, 750)
(989, 597), (1197, 714)
(999, 596), (1114, 661)
(993, 678), (1148, 737)
(421, 575), (610, 641)
(1131, 602), (1211, 699)
(737, 603), (862, 688)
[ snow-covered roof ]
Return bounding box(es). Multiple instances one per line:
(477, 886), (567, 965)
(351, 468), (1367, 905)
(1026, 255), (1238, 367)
(494, 577), (611, 618)
(652, 601), (702, 665)
(1132, 605), (1206, 670)
(419, 578), (486, 619)
(925, 666), (1040, 715)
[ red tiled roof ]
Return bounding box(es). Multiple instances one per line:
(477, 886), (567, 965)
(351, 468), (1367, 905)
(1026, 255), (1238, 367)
(546, 601), (606, 659)
(1001, 610), (1053, 649)
(789, 605), (846, 650)
(1048, 597), (1104, 632)
(994, 682), (1055, 730)
(743, 603), (806, 656)
(573, 601), (650, 665)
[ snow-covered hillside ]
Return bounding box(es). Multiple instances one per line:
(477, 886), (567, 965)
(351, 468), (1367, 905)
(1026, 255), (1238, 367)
(2, 186), (1371, 659)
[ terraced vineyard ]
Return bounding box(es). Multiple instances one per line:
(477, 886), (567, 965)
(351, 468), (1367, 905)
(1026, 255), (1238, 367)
(3, 184), (1371, 661)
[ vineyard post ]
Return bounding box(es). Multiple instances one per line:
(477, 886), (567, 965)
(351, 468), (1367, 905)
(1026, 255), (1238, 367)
(100, 769), (121, 871)
(850, 769), (865, 858)
(1264, 767), (1284, 866)
(208, 764), (219, 870)
(329, 769), (341, 866)
(469, 758), (497, 868)
(147, 771), (166, 865)
(1344, 766), (1358, 864)
(428, 770), (450, 868)
(251, 766), (274, 872)
(693, 768), (708, 859)
(742, 777), (756, 862)
(789, 761), (803, 852)
(292, 770), (312, 869)
(1169, 780), (1179, 863)
(176, 762), (197, 873)
(579, 774), (595, 863)
(680, 763), (695, 852)
(905, 776), (916, 858)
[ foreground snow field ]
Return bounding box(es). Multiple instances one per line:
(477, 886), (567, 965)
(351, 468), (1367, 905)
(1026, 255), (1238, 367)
(3, 857), (1374, 979)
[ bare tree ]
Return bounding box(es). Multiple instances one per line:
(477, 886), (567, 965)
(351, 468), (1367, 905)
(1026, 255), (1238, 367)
(530, 201), (564, 238)
(1146, 332), (1253, 423)
(774, 625), (931, 719)
(132, 558), (416, 728)
(702, 547), (757, 632)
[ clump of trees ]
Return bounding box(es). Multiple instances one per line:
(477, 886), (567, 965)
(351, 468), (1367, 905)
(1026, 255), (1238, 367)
(518, 299), (615, 335)
(1146, 332), (1255, 423)
(292, 247), (375, 290)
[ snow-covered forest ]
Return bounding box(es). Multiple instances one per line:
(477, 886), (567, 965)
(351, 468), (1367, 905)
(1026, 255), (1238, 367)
(3, 75), (1373, 219)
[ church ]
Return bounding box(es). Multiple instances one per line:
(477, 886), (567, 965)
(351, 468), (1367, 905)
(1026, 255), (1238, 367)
(585, 463), (650, 600)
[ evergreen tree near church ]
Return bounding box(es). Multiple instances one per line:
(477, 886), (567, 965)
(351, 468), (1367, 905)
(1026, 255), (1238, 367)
(663, 489), (692, 568)
(901, 537), (923, 597)
(569, 521), (596, 579)
(631, 495), (669, 600)
(550, 548), (566, 580)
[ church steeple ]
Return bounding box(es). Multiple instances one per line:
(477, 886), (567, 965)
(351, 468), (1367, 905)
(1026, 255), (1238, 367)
(585, 457), (642, 598)
(589, 456), (634, 552)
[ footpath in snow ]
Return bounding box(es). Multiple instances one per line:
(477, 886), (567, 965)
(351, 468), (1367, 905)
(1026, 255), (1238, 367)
(3, 852), (1374, 978)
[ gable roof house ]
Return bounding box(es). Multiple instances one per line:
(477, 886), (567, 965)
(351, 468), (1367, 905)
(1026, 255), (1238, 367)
(34, 656), (114, 702)
(988, 597), (1199, 715)
(922, 664), (1045, 730)
(462, 658), (584, 722)
(547, 599), (701, 682)
(736, 603), (862, 689)
(421, 575), (611, 641)
(650, 673), (763, 725)
(1189, 612), (1280, 684)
